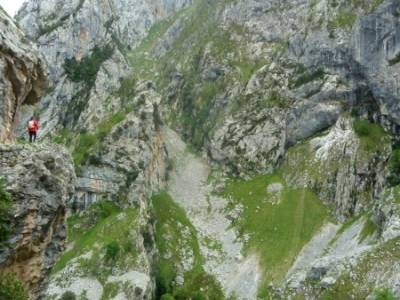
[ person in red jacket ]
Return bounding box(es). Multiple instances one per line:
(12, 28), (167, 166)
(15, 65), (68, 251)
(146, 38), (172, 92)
(27, 116), (39, 143)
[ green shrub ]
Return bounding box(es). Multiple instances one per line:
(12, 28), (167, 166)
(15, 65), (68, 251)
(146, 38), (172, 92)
(388, 52), (400, 66)
(265, 90), (288, 108)
(53, 128), (74, 146)
(118, 75), (137, 103)
(374, 287), (396, 300)
(72, 133), (98, 167)
(104, 241), (120, 262)
(71, 110), (128, 169)
(152, 192), (225, 299)
(0, 274), (28, 300)
(353, 119), (371, 137)
(0, 178), (13, 246)
(331, 11), (357, 29)
(96, 111), (126, 141)
(60, 290), (77, 300)
(359, 216), (378, 242)
(353, 118), (389, 154)
(91, 201), (119, 220)
(160, 293), (176, 300)
(52, 205), (137, 274)
(388, 148), (400, 185)
(64, 45), (114, 87)
(290, 68), (325, 89)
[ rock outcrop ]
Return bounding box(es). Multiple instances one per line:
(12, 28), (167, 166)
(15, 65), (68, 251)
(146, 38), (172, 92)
(0, 7), (47, 143)
(15, 0), (193, 136)
(44, 81), (167, 300)
(0, 144), (75, 298)
(0, 7), (75, 299)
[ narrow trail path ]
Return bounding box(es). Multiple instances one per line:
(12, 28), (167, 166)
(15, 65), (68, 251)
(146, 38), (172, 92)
(163, 128), (261, 299)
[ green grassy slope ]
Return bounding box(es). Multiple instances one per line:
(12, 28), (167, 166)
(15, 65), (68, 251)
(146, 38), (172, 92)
(222, 174), (328, 297)
(152, 191), (227, 300)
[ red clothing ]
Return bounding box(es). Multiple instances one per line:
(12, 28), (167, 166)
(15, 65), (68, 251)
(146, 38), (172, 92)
(28, 120), (39, 133)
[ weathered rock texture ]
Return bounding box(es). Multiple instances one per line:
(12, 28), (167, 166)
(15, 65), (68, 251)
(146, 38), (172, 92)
(14, 0), (400, 299)
(16, 0), (193, 136)
(0, 7), (47, 143)
(0, 7), (75, 299)
(0, 144), (75, 298)
(45, 81), (167, 300)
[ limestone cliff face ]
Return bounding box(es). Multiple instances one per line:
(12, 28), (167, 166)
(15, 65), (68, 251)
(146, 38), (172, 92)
(0, 144), (75, 298)
(140, 0), (400, 218)
(16, 0), (192, 136)
(0, 7), (47, 143)
(0, 6), (75, 299)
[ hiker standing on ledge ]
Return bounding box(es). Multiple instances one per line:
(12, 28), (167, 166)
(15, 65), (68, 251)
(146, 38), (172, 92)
(27, 116), (39, 143)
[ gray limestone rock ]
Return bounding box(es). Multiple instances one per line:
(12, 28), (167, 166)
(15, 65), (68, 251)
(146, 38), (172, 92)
(0, 143), (75, 299)
(0, 7), (47, 143)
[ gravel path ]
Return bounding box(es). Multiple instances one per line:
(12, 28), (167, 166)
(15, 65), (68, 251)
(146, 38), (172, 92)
(163, 128), (261, 299)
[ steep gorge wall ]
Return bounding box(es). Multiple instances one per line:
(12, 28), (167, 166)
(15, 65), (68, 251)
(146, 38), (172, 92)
(0, 7), (47, 143)
(0, 144), (75, 298)
(16, 0), (193, 136)
(133, 0), (400, 219)
(0, 7), (75, 299)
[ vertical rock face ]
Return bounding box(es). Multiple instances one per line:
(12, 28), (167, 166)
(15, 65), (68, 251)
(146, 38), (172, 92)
(0, 6), (75, 299)
(354, 1), (400, 127)
(0, 144), (75, 298)
(15, 0), (193, 136)
(0, 7), (47, 143)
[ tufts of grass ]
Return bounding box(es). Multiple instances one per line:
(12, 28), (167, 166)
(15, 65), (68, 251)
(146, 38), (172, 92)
(101, 282), (119, 300)
(117, 75), (137, 104)
(60, 291), (77, 300)
(265, 90), (289, 109)
(104, 241), (121, 263)
(152, 191), (226, 299)
(55, 109), (129, 170)
(329, 11), (357, 29)
(353, 118), (390, 155)
(72, 132), (98, 167)
(321, 238), (400, 299)
(359, 216), (378, 243)
(52, 201), (139, 281)
(222, 173), (328, 292)
(0, 274), (28, 300)
(53, 128), (74, 145)
(388, 148), (400, 185)
(388, 52), (400, 66)
(290, 68), (325, 89)
(374, 287), (397, 300)
(64, 45), (114, 88)
(96, 110), (126, 140)
(0, 178), (13, 247)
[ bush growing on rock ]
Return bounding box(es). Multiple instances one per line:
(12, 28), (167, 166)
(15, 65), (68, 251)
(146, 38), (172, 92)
(60, 291), (76, 300)
(63, 45), (114, 87)
(160, 293), (176, 300)
(374, 287), (397, 300)
(0, 178), (13, 245)
(104, 241), (121, 262)
(389, 148), (400, 185)
(0, 274), (28, 300)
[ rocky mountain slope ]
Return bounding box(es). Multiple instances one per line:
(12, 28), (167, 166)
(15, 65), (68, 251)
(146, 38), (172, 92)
(2, 0), (400, 299)
(0, 7), (75, 300)
(0, 7), (47, 143)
